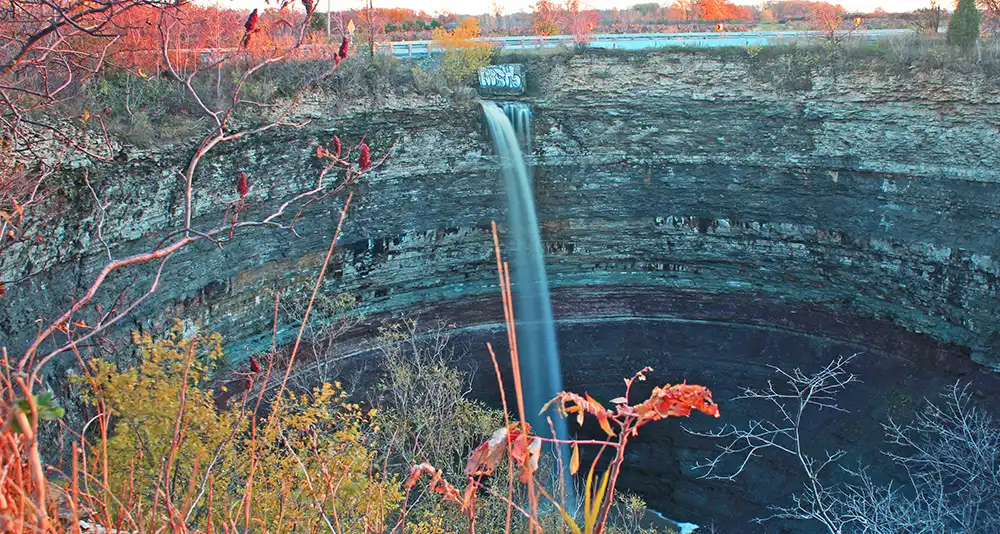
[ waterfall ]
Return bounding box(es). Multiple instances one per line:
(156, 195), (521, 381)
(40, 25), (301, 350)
(500, 102), (532, 155)
(481, 101), (570, 465)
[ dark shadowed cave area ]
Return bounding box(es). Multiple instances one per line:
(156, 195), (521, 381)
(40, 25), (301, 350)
(308, 288), (1000, 532)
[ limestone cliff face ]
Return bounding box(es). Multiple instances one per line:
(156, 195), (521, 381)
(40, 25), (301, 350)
(4, 49), (1000, 532)
(8, 52), (998, 368)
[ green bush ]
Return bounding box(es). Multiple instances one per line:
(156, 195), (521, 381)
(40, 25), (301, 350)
(947, 0), (981, 51)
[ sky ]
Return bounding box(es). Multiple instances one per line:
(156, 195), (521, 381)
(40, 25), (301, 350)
(212, 0), (939, 18)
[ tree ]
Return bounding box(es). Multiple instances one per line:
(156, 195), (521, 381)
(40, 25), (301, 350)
(491, 0), (506, 30)
(694, 0), (752, 21)
(916, 1), (945, 34)
(689, 356), (1000, 533)
(359, 0), (384, 56)
(837, 383), (1000, 534)
(672, 0), (697, 21)
(532, 0), (561, 35)
(565, 0), (598, 46)
(948, 0), (981, 50)
(689, 355), (860, 532)
(808, 2), (846, 38)
(979, 0), (1000, 33)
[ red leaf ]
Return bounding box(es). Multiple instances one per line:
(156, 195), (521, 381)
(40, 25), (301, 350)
(624, 382), (720, 422)
(249, 356), (261, 374)
(541, 391), (613, 430)
(465, 426), (508, 476)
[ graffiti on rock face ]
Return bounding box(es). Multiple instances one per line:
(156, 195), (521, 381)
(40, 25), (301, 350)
(479, 64), (523, 90)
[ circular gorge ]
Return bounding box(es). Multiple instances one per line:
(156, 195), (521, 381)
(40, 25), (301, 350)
(4, 52), (1000, 532)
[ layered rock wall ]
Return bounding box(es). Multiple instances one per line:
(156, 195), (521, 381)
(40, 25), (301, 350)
(8, 52), (998, 366)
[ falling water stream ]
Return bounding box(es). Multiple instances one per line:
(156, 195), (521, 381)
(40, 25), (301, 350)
(483, 101), (698, 532)
(481, 101), (570, 457)
(500, 102), (532, 155)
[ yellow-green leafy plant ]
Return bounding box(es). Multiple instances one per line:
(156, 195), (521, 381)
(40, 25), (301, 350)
(74, 323), (244, 522)
(73, 322), (401, 531)
(249, 381), (402, 532)
(431, 17), (493, 85)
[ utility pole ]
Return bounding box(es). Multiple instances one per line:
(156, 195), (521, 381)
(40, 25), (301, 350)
(327, 0), (331, 37)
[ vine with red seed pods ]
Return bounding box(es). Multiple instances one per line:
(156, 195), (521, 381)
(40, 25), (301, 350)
(228, 171), (251, 239)
(242, 9), (259, 48)
(334, 36), (350, 66)
(295, 135), (394, 236)
(358, 143), (371, 171)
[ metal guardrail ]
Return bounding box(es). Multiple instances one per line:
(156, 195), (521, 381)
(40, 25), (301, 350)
(384, 29), (915, 58)
(147, 29), (915, 63)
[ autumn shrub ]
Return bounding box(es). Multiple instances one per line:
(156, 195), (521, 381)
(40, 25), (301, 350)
(372, 318), (504, 476)
(432, 18), (494, 85)
(411, 65), (451, 97)
(322, 53), (411, 103)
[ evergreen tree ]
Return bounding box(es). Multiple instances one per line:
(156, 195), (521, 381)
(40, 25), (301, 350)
(947, 0), (981, 51)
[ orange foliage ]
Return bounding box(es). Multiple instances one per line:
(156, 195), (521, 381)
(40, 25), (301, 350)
(68, 4), (339, 75)
(406, 367), (719, 534)
(808, 2), (846, 34)
(542, 367), (719, 439)
(379, 7), (432, 25)
(532, 0), (562, 35)
(694, 0), (752, 20)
